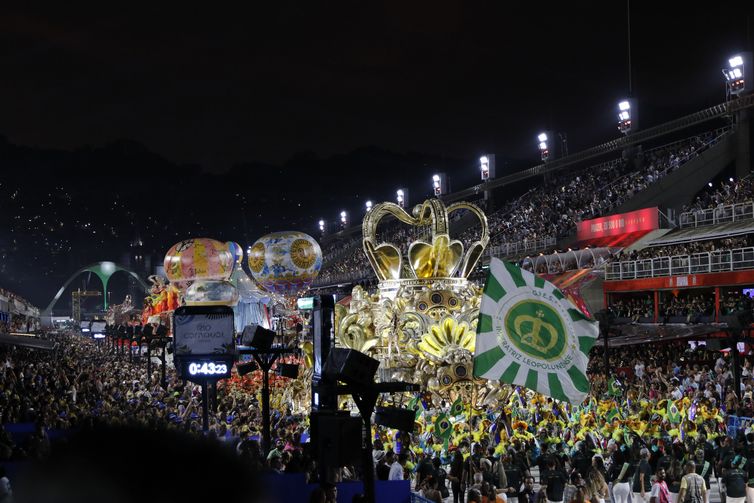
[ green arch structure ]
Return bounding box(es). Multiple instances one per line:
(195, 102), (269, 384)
(43, 261), (149, 316)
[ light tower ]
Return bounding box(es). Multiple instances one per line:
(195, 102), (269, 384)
(365, 200), (373, 212)
(537, 133), (550, 162)
(617, 99), (638, 135)
(318, 219), (325, 235)
(396, 189), (409, 208)
(723, 53), (752, 99)
(432, 174), (447, 196)
(340, 211), (348, 229)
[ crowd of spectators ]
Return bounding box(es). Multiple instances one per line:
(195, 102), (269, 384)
(314, 130), (724, 287)
(681, 176), (754, 224)
(484, 131), (719, 251)
(2, 326), (754, 501)
(617, 236), (753, 263)
(609, 289), (754, 323)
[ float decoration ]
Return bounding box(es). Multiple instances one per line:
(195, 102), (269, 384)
(163, 238), (237, 307)
(247, 231), (322, 296)
(334, 198), (503, 409)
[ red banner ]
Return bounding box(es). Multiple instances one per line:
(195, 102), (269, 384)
(577, 207), (659, 241)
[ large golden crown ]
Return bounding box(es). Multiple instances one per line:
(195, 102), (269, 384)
(362, 198), (489, 285)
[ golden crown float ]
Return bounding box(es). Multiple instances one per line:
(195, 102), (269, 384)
(335, 198), (506, 409)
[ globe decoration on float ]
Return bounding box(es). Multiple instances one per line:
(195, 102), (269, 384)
(163, 238), (237, 306)
(247, 231), (322, 296)
(226, 241), (244, 267)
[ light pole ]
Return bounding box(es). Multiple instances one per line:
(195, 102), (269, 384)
(480, 155), (495, 211)
(396, 189), (406, 208)
(617, 100), (637, 135)
(538, 133), (549, 162)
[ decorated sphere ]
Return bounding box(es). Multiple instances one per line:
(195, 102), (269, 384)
(185, 280), (239, 307)
(164, 238), (235, 287)
(226, 241), (244, 266)
(247, 231), (322, 295)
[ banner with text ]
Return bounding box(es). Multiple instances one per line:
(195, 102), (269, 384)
(577, 207), (659, 241)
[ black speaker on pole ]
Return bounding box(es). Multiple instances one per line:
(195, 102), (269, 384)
(241, 323), (275, 350)
(237, 361), (258, 376)
(277, 363), (299, 379)
(311, 411), (362, 467)
(375, 406), (415, 432)
(324, 348), (380, 387)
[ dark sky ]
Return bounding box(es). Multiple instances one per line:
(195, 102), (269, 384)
(2, 3), (750, 171)
(0, 2), (752, 308)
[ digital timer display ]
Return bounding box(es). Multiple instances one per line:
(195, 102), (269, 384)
(187, 362), (229, 376)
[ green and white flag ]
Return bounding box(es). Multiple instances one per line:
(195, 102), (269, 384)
(473, 258), (598, 405)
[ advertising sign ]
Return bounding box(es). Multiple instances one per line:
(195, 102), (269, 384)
(577, 207), (659, 241)
(173, 306), (235, 357)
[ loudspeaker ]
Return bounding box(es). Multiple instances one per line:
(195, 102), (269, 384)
(237, 361), (258, 376)
(324, 348), (379, 387)
(241, 324), (275, 350)
(706, 339), (722, 351)
(155, 325), (168, 337)
(375, 406), (415, 432)
(311, 411), (362, 467)
(277, 363), (299, 379)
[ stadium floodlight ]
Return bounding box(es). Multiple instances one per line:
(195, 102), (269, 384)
(537, 133), (549, 161)
(396, 189), (405, 208)
(617, 99), (635, 135)
(340, 211), (348, 228)
(318, 219), (325, 233)
(723, 53), (752, 96)
(365, 200), (373, 212)
(432, 174), (445, 196)
(480, 156), (490, 181)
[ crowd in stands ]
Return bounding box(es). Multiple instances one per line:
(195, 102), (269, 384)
(2, 331), (753, 502)
(682, 176), (754, 221)
(483, 131), (719, 251)
(618, 236), (753, 263)
(609, 289), (754, 323)
(314, 130), (724, 288)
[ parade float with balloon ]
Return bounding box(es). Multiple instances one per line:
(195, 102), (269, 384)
(148, 232), (322, 414)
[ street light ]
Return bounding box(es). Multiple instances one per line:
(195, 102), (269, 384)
(537, 133), (549, 162)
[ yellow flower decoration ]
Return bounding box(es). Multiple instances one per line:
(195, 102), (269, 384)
(415, 317), (475, 358)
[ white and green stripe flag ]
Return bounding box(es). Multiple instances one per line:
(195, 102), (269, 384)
(473, 258), (598, 404)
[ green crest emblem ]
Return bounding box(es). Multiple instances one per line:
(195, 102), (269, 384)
(504, 300), (566, 360)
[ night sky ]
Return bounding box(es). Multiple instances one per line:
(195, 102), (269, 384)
(0, 3), (751, 308)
